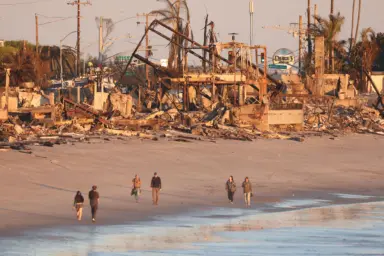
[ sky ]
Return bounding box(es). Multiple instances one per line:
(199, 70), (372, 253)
(0, 0), (383, 64)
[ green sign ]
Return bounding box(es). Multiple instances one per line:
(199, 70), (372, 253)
(268, 64), (287, 70)
(125, 71), (135, 77)
(116, 56), (132, 62)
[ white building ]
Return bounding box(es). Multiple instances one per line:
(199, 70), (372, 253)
(160, 59), (168, 68)
(368, 71), (384, 94)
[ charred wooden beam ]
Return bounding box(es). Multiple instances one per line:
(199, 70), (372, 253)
(63, 98), (109, 125)
(149, 28), (213, 66)
(154, 19), (231, 65)
(132, 53), (173, 79)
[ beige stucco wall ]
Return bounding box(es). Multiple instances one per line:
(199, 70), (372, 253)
(308, 74), (350, 96)
(268, 109), (304, 125)
(322, 74), (350, 95)
(368, 74), (384, 94)
(93, 92), (109, 111)
(0, 96), (18, 111)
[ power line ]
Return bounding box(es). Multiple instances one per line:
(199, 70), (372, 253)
(112, 16), (137, 26)
(0, 0), (53, 6)
(39, 16), (75, 26)
(36, 13), (72, 19)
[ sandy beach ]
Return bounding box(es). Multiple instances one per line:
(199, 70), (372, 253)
(0, 133), (384, 234)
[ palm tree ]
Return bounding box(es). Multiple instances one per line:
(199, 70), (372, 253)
(0, 42), (77, 86)
(360, 28), (380, 71)
(349, 0), (356, 54)
(354, 0), (362, 46)
(95, 17), (115, 64)
(350, 0), (356, 45)
(344, 28), (380, 92)
(150, 0), (192, 71)
(313, 12), (345, 72)
(1, 48), (36, 86)
(39, 45), (76, 78)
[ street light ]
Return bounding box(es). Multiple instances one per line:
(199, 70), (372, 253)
(95, 67), (102, 93)
(60, 31), (77, 88)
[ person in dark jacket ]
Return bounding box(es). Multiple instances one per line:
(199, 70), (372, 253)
(225, 176), (236, 204)
(150, 172), (162, 205)
(88, 185), (99, 222)
(242, 177), (253, 207)
(73, 191), (84, 221)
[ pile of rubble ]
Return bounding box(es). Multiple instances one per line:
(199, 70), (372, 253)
(2, 95), (384, 153)
(0, 116), (95, 153)
(305, 103), (384, 135)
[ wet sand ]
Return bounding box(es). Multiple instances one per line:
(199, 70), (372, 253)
(0, 133), (384, 234)
(1, 196), (384, 255)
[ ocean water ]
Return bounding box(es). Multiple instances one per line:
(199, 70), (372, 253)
(1, 197), (384, 256)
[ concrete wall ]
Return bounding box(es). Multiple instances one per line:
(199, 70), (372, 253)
(368, 73), (384, 94)
(234, 104), (303, 130)
(322, 74), (349, 95)
(334, 98), (367, 108)
(93, 92), (109, 111)
(108, 93), (133, 118)
(233, 104), (268, 130)
(268, 109), (304, 125)
(0, 109), (8, 120)
(0, 96), (18, 111)
(308, 74), (350, 96)
(18, 92), (50, 107)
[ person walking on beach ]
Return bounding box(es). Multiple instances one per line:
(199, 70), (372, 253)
(242, 177), (252, 208)
(225, 176), (236, 204)
(132, 174), (142, 203)
(150, 172), (162, 205)
(73, 191), (84, 221)
(88, 185), (99, 222)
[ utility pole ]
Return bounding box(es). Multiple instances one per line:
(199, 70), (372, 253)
(99, 16), (103, 65)
(35, 14), (40, 84)
(299, 15), (303, 73)
(5, 68), (10, 112)
(137, 13), (156, 88)
(249, 0), (254, 46)
(307, 0), (312, 58)
(145, 14), (150, 88)
(67, 0), (91, 77)
(202, 14), (208, 73)
(331, 0), (335, 73)
(314, 4), (318, 26)
(176, 0), (182, 73)
(35, 14), (39, 56)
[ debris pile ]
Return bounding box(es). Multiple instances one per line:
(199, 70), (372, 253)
(2, 92), (384, 154)
(305, 103), (384, 135)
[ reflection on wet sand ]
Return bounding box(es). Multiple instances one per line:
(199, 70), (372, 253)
(124, 202), (383, 251)
(228, 202), (381, 232)
(1, 201), (383, 255)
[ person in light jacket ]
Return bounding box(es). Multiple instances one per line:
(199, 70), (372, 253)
(225, 176), (236, 204)
(242, 177), (253, 207)
(132, 174), (142, 203)
(73, 191), (84, 221)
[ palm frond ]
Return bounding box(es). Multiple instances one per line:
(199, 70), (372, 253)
(157, 0), (177, 14)
(150, 9), (175, 19)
